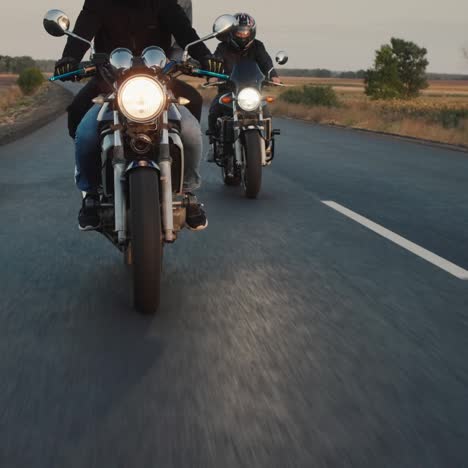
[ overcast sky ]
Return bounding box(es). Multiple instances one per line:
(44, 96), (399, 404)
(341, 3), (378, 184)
(1, 0), (467, 73)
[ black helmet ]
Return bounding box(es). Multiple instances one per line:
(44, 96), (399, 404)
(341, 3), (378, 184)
(229, 13), (256, 51)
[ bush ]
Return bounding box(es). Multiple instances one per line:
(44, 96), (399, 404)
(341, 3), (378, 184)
(17, 68), (44, 95)
(280, 85), (339, 107)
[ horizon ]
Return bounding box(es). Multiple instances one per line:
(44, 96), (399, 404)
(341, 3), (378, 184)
(1, 0), (467, 74)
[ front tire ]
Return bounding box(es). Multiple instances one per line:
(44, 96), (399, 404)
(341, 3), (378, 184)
(129, 168), (162, 314)
(242, 130), (263, 199)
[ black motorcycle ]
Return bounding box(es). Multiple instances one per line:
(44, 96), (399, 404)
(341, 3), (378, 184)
(205, 52), (288, 198)
(43, 9), (236, 314)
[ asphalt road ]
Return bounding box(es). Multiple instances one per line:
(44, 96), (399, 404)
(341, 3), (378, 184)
(1, 90), (468, 467)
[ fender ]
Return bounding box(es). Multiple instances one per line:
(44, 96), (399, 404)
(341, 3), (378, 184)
(125, 160), (160, 173)
(240, 128), (267, 166)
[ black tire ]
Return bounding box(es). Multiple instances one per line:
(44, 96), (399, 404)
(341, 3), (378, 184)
(129, 168), (162, 314)
(242, 130), (263, 199)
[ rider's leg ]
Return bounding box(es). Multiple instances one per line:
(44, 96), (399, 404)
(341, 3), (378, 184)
(75, 104), (102, 194)
(179, 104), (202, 193)
(170, 79), (203, 123)
(75, 104), (102, 230)
(67, 78), (103, 139)
(178, 105), (208, 231)
(208, 95), (222, 135)
(206, 96), (224, 162)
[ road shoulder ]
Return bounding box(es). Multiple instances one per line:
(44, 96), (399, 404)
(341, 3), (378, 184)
(0, 83), (73, 147)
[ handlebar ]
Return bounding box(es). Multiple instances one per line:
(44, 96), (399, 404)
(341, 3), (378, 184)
(49, 62), (96, 82)
(264, 80), (290, 87)
(202, 81), (226, 89)
(49, 59), (229, 84)
(191, 68), (229, 81)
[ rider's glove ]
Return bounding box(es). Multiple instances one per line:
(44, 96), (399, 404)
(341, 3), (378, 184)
(54, 57), (80, 81)
(202, 56), (225, 74)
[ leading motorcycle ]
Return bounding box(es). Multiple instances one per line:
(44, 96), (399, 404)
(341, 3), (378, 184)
(43, 10), (234, 314)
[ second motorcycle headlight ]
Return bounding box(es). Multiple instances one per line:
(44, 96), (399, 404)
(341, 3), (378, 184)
(118, 75), (165, 123)
(237, 87), (261, 112)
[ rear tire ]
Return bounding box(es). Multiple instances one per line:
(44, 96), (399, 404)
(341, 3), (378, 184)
(129, 168), (162, 314)
(242, 130), (263, 199)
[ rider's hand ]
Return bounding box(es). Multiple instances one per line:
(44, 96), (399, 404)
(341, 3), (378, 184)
(272, 77), (282, 84)
(54, 57), (80, 81)
(202, 56), (225, 74)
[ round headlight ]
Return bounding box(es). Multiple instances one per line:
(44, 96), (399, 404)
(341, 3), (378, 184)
(237, 87), (261, 112)
(118, 75), (166, 123)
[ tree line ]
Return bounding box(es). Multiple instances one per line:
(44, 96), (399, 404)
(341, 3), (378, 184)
(0, 56), (55, 74)
(279, 67), (468, 82)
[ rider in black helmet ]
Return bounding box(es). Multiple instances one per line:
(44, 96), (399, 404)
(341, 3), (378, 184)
(206, 13), (281, 161)
(229, 12), (257, 51)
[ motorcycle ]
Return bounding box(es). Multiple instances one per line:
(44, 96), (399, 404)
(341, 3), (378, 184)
(204, 52), (289, 198)
(43, 10), (235, 314)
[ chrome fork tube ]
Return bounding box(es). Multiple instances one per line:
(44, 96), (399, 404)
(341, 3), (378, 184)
(233, 103), (242, 164)
(113, 110), (127, 244)
(259, 108), (267, 166)
(160, 111), (174, 242)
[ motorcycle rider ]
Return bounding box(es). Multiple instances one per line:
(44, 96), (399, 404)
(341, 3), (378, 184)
(167, 0), (203, 122)
(54, 0), (222, 231)
(206, 12), (281, 161)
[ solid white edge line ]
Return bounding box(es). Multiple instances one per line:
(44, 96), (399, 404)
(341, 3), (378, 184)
(322, 200), (468, 281)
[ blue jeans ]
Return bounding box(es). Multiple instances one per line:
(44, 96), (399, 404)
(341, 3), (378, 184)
(75, 104), (202, 193)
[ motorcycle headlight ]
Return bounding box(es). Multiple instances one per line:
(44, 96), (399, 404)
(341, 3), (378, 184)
(117, 75), (166, 123)
(237, 87), (261, 112)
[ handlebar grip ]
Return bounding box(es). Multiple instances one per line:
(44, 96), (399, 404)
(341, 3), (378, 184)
(193, 68), (230, 81)
(49, 65), (96, 82)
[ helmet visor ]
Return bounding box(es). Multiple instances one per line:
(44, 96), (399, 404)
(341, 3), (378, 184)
(234, 27), (251, 39)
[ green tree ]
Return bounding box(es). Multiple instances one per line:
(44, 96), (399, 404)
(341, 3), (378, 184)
(365, 38), (429, 99)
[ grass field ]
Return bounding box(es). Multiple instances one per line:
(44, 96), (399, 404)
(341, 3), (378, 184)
(0, 74), (22, 113)
(272, 79), (468, 147)
(277, 77), (468, 97)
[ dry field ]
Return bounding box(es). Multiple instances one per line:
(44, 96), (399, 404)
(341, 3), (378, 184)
(0, 74), (21, 113)
(278, 77), (468, 97)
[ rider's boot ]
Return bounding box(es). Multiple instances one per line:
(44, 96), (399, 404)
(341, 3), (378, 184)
(78, 193), (101, 231)
(185, 193), (208, 231)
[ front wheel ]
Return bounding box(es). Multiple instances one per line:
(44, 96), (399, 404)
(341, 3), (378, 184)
(242, 130), (263, 199)
(129, 168), (162, 314)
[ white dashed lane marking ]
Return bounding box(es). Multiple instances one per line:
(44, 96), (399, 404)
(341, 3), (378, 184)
(322, 200), (468, 280)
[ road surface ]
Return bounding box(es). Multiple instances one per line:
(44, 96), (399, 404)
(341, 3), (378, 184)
(1, 94), (467, 467)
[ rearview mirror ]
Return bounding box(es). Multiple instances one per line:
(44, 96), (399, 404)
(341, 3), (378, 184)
(183, 14), (238, 62)
(213, 15), (238, 36)
(43, 9), (70, 37)
(275, 51), (289, 66)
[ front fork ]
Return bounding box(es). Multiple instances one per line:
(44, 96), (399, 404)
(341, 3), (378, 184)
(112, 110), (127, 245)
(113, 110), (175, 245)
(233, 104), (267, 166)
(159, 111), (175, 243)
